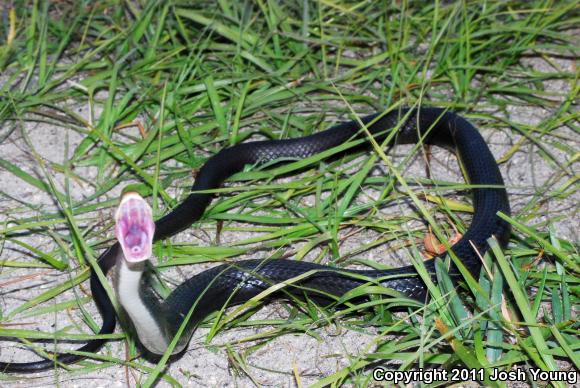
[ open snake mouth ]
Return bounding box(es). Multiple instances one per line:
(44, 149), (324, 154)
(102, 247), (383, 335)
(114, 192), (155, 263)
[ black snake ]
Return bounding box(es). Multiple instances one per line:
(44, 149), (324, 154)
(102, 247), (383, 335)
(0, 107), (510, 372)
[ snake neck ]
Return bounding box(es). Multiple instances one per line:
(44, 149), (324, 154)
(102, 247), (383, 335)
(114, 255), (193, 355)
(113, 258), (167, 354)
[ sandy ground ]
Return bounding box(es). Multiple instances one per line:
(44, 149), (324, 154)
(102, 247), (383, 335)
(0, 55), (578, 387)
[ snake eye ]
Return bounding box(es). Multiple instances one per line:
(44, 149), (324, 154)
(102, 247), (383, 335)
(115, 192), (155, 263)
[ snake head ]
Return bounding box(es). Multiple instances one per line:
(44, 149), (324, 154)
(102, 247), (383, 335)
(115, 192), (155, 263)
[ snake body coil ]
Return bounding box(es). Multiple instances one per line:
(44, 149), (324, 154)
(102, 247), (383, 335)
(0, 107), (510, 371)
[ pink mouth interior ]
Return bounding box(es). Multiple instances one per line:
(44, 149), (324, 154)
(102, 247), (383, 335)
(115, 194), (155, 262)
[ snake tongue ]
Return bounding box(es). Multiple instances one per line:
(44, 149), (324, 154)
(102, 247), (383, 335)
(115, 192), (155, 263)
